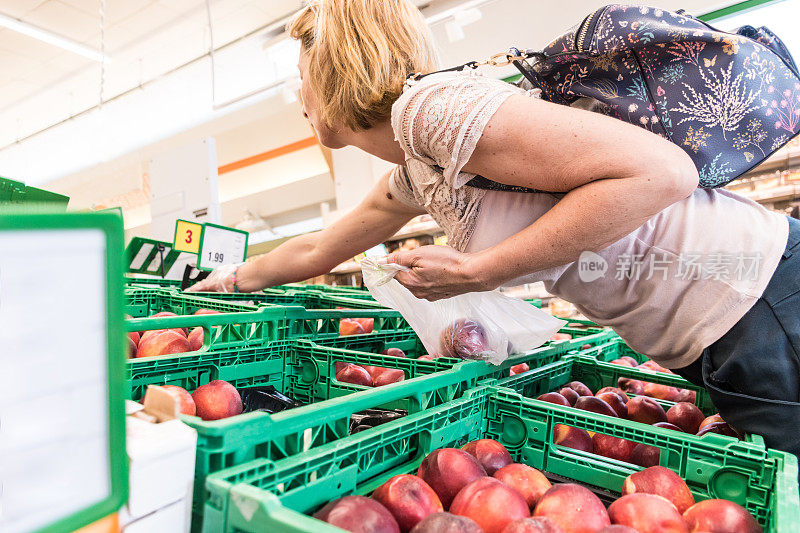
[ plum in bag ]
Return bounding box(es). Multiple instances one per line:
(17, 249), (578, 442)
(361, 259), (564, 365)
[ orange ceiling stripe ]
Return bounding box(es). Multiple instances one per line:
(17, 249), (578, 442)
(218, 136), (319, 175)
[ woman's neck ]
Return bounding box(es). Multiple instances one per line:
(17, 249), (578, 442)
(345, 118), (407, 165)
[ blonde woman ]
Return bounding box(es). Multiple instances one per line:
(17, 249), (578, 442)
(189, 0), (800, 462)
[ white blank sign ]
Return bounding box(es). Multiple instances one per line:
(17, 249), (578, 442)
(0, 229), (111, 533)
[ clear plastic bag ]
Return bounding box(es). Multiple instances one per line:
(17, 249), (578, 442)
(361, 259), (565, 365)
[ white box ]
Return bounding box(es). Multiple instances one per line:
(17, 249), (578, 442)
(120, 399), (197, 528)
(122, 497), (191, 533)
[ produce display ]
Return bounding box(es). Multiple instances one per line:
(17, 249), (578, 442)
(125, 308), (221, 358)
(312, 439), (762, 533)
(537, 377), (738, 467)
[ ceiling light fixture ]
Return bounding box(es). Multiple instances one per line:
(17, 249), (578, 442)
(0, 11), (110, 63)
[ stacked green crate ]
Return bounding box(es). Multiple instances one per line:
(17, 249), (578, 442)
(202, 385), (798, 532)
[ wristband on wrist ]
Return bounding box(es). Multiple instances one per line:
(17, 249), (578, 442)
(232, 265), (241, 293)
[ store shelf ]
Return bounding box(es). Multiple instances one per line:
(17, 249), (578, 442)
(734, 182), (800, 203)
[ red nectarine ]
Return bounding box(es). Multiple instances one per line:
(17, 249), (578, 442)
(373, 474), (443, 532)
(188, 327), (204, 351)
(461, 439), (513, 475)
(553, 425), (593, 453)
(574, 396), (618, 418)
(592, 433), (637, 463)
(621, 466), (695, 514)
(409, 512), (482, 533)
(493, 463), (551, 509)
(340, 318), (367, 336)
(683, 499), (762, 533)
(160, 384), (196, 416)
(501, 517), (566, 533)
(191, 380), (242, 421)
(533, 483), (610, 533)
(667, 402), (705, 434)
(450, 477), (529, 533)
(537, 393), (571, 407)
(607, 493), (687, 533)
(626, 397), (667, 425)
(315, 495), (400, 533)
(136, 330), (190, 358)
(417, 448), (487, 509)
(336, 364), (374, 387)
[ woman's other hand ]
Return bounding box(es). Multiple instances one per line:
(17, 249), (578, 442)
(382, 245), (497, 301)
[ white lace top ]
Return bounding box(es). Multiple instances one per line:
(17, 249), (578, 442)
(387, 70), (789, 368)
(388, 71), (538, 250)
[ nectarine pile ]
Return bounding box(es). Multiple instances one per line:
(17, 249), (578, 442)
(148, 380), (243, 421)
(312, 445), (763, 533)
(126, 308), (223, 358)
(334, 359), (407, 388)
(535, 378), (739, 465)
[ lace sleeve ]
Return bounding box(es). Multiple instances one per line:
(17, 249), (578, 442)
(387, 165), (424, 210)
(391, 72), (527, 189)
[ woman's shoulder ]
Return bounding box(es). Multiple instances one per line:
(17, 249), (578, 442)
(391, 71), (532, 163)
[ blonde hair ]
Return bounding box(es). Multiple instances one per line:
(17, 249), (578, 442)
(289, 0), (439, 131)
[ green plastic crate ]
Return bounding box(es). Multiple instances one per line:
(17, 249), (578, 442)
(177, 355), (498, 530)
(281, 330), (610, 407)
(173, 330), (611, 529)
(0, 176), (25, 202)
(313, 319), (611, 357)
(124, 275), (183, 288)
(572, 336), (650, 364)
(203, 385), (798, 533)
(18, 184), (69, 208)
(187, 288), (387, 310)
(283, 307), (412, 340)
(125, 287), (261, 317)
(125, 307), (290, 399)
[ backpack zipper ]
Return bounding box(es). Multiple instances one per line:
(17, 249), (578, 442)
(575, 7), (604, 52)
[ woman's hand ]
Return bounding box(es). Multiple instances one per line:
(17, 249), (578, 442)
(382, 245), (497, 301)
(185, 263), (240, 293)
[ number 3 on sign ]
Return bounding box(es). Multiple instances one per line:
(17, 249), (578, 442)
(173, 219), (202, 254)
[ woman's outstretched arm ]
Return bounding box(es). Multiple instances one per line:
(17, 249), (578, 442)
(188, 171), (424, 292)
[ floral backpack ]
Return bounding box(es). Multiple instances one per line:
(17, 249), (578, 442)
(417, 4), (800, 188)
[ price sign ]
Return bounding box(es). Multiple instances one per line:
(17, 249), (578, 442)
(0, 213), (126, 533)
(197, 223), (248, 271)
(173, 219), (202, 254)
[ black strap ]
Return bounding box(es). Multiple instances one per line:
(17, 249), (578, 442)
(465, 175), (544, 194)
(429, 164), (543, 194)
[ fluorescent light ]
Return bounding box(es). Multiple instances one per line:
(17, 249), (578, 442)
(0, 11), (110, 63)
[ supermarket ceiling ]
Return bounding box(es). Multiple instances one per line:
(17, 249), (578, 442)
(0, 0), (742, 189)
(0, 0), (310, 145)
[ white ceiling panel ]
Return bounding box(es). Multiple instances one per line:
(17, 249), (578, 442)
(24, 1), (101, 43)
(103, 0), (160, 25)
(0, 79), (39, 106)
(211, 3), (271, 45)
(0, 0), (47, 18)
